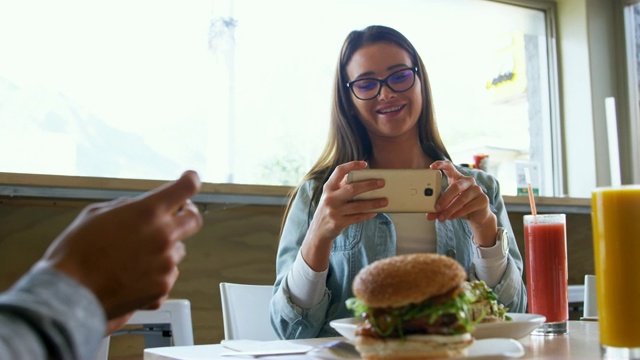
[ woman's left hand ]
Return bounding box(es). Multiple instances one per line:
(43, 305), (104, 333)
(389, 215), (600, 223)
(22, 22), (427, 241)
(428, 160), (498, 247)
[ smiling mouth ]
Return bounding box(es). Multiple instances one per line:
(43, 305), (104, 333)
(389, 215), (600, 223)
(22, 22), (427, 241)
(377, 105), (404, 114)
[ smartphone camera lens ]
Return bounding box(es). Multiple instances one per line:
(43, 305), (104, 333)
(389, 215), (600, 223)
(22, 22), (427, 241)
(424, 188), (434, 196)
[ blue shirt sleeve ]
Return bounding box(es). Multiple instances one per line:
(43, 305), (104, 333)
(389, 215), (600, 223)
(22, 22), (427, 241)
(0, 267), (107, 360)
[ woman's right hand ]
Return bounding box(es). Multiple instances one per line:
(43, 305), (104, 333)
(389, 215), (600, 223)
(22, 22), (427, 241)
(301, 161), (388, 271)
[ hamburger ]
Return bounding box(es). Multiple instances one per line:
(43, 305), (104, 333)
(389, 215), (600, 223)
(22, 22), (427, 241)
(346, 253), (476, 359)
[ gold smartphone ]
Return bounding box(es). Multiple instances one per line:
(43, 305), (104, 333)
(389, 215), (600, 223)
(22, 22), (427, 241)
(346, 169), (443, 213)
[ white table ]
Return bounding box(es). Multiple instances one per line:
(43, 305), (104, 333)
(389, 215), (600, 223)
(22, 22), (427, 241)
(144, 321), (601, 360)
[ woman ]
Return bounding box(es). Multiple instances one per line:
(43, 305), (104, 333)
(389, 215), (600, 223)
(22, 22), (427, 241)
(270, 25), (526, 339)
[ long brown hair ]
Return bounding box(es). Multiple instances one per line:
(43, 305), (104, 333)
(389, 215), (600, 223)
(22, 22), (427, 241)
(280, 25), (451, 231)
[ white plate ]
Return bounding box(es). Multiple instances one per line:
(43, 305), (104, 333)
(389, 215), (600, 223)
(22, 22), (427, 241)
(473, 313), (546, 339)
(463, 338), (525, 359)
(309, 338), (524, 359)
(330, 313), (546, 341)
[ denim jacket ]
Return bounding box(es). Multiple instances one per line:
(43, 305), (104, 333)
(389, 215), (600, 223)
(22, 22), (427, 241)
(270, 166), (527, 339)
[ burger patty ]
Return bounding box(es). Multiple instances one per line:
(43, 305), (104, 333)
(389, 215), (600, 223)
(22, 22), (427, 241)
(355, 286), (468, 338)
(356, 313), (463, 338)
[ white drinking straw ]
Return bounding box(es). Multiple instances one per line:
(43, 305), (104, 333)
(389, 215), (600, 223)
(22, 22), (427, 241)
(605, 97), (621, 187)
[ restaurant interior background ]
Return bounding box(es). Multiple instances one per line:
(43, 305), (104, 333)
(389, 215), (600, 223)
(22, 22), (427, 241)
(0, 0), (637, 359)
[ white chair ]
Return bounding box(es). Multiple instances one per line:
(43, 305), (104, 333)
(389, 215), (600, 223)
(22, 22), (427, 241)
(219, 282), (279, 341)
(568, 284), (585, 304)
(567, 283), (586, 317)
(583, 274), (598, 318)
(95, 299), (194, 360)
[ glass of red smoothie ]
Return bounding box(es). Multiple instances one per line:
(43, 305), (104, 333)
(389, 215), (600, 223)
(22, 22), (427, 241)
(524, 213), (568, 335)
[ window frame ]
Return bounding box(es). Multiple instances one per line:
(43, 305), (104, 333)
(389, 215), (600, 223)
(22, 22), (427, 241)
(0, 171), (591, 214)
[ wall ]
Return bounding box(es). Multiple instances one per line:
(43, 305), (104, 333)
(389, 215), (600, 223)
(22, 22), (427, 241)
(0, 198), (594, 359)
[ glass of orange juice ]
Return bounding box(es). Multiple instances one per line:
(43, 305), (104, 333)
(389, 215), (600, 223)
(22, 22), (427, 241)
(592, 185), (640, 359)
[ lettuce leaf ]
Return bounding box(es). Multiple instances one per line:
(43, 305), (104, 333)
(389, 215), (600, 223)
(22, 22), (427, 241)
(345, 289), (477, 337)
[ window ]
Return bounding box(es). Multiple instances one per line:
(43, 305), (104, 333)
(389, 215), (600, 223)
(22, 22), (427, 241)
(0, 0), (559, 196)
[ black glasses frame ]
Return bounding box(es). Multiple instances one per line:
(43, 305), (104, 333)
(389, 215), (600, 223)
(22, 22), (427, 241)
(346, 67), (419, 101)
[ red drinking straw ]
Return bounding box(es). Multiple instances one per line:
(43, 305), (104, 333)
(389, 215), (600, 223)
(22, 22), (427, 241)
(524, 167), (538, 219)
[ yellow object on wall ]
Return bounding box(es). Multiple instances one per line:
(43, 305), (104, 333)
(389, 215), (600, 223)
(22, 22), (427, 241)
(485, 32), (527, 103)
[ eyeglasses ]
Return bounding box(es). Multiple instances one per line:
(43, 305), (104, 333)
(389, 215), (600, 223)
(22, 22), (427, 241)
(346, 67), (418, 101)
